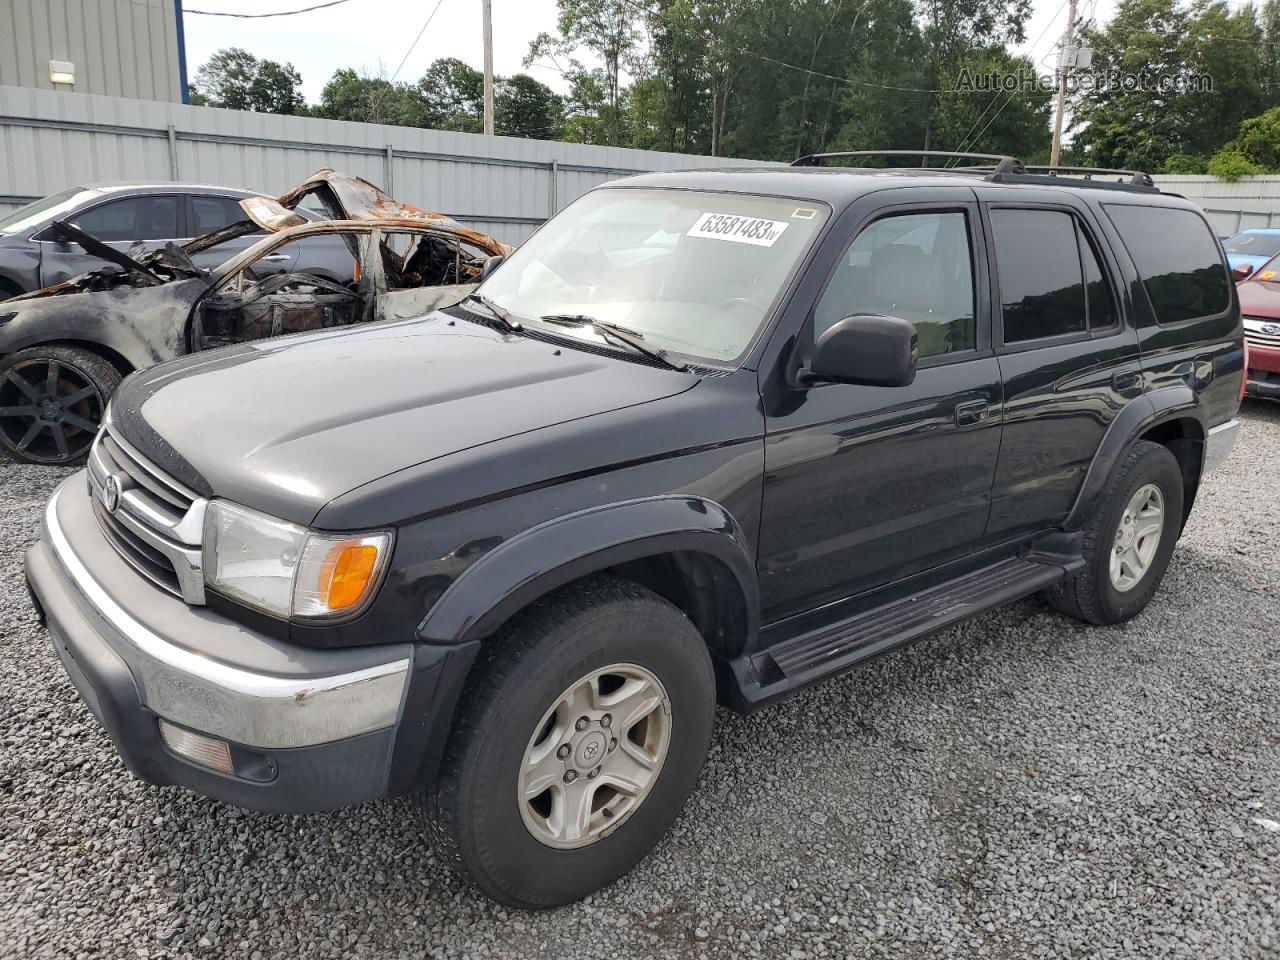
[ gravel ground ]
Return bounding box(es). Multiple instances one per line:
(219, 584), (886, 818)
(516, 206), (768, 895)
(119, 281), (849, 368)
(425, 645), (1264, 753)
(2, 401), (1278, 960)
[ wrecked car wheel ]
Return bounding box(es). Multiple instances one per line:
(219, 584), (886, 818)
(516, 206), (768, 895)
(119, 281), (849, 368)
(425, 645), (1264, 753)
(0, 346), (119, 465)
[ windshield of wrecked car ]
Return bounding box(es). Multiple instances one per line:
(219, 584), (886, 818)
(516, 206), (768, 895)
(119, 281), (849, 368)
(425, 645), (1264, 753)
(0, 187), (101, 235)
(479, 188), (829, 364)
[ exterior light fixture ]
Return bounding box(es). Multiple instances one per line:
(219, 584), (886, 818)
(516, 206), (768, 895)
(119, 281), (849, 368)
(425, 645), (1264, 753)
(49, 60), (75, 86)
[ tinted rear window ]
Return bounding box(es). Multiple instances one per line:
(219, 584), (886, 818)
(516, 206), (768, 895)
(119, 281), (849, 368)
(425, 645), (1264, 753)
(991, 209), (1085, 343)
(1104, 205), (1230, 324)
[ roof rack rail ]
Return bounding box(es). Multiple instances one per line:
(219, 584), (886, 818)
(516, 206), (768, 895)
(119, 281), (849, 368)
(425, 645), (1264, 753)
(1018, 164), (1153, 187)
(791, 150), (1025, 175)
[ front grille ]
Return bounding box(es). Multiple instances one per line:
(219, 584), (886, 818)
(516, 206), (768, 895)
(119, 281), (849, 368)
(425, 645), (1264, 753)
(1243, 317), (1280, 351)
(87, 424), (208, 604)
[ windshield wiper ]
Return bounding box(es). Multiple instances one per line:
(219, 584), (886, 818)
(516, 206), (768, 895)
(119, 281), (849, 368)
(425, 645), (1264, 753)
(462, 293), (523, 332)
(539, 314), (687, 371)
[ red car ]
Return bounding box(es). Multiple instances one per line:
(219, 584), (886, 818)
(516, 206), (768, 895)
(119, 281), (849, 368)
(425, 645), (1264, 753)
(1236, 256), (1280, 397)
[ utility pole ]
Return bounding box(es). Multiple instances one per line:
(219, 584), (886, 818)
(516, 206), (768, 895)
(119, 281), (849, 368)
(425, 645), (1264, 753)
(1049, 0), (1078, 167)
(482, 0), (495, 136)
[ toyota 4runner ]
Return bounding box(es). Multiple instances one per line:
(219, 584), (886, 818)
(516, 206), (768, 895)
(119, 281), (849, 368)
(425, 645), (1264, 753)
(26, 152), (1244, 909)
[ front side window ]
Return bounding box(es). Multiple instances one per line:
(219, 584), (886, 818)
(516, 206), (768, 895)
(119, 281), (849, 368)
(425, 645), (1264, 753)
(76, 195), (181, 242)
(1104, 204), (1230, 324)
(815, 211), (976, 358)
(992, 209), (1086, 343)
(479, 188), (829, 364)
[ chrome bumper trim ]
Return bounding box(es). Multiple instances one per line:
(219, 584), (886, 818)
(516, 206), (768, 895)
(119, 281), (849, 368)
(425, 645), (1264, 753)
(44, 485), (410, 749)
(1204, 418), (1240, 473)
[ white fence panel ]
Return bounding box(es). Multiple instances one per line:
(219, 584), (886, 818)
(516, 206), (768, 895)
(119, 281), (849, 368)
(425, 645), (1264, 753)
(0, 86), (771, 245)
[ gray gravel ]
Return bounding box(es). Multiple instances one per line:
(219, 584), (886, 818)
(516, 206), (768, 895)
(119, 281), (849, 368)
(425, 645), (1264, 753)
(3, 402), (1280, 960)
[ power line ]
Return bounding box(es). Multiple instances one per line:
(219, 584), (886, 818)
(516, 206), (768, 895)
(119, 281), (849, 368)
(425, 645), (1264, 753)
(390, 0), (447, 81)
(952, 0), (1071, 159)
(185, 0), (353, 17)
(740, 50), (944, 94)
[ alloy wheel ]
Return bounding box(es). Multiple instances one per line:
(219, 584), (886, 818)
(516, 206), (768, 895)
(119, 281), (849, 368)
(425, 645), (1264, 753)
(518, 663), (671, 849)
(1109, 483), (1165, 592)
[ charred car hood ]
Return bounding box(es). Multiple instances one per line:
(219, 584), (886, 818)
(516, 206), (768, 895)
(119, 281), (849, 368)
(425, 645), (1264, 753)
(110, 312), (694, 526)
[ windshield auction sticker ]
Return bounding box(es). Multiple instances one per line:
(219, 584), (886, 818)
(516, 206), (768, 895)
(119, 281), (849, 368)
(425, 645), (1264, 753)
(688, 212), (790, 247)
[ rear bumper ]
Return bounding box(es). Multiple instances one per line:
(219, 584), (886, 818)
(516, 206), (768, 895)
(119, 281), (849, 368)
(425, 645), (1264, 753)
(25, 475), (475, 813)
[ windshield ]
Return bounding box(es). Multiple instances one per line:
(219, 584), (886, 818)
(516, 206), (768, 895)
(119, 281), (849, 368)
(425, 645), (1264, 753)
(479, 188), (829, 363)
(0, 187), (100, 235)
(1225, 232), (1280, 258)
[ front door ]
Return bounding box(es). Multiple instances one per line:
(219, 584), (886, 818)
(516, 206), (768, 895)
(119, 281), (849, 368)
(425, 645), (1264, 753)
(758, 194), (1003, 624)
(36, 193), (185, 286)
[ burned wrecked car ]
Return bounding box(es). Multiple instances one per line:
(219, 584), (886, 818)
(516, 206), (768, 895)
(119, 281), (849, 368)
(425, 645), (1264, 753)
(0, 169), (508, 465)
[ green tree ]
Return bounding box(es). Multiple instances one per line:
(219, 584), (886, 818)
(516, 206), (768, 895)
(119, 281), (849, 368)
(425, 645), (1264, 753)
(497, 74), (564, 139)
(315, 68), (427, 126)
(1209, 104), (1280, 179)
(191, 48), (305, 114)
(527, 0), (644, 146)
(418, 58), (485, 132)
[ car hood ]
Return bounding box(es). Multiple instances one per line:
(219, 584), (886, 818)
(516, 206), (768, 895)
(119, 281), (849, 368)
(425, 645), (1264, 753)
(110, 312), (695, 526)
(1237, 278), (1280, 317)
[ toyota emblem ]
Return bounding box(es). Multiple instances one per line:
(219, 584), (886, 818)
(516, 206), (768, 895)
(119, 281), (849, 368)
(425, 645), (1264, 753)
(102, 474), (123, 514)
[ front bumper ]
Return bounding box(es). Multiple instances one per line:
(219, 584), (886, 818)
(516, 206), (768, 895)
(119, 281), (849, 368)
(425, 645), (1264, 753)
(1247, 342), (1280, 397)
(26, 476), (428, 813)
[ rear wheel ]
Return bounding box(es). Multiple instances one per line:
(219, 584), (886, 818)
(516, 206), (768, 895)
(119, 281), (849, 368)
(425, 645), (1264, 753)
(423, 575), (715, 909)
(1045, 440), (1184, 625)
(0, 346), (119, 465)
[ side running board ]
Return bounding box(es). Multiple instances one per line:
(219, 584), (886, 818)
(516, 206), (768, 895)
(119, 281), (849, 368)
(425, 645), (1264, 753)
(728, 555), (1076, 711)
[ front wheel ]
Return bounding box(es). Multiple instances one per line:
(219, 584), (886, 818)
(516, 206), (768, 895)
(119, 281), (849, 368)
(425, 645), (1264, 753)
(1045, 439), (1184, 625)
(0, 346), (120, 465)
(423, 575), (715, 909)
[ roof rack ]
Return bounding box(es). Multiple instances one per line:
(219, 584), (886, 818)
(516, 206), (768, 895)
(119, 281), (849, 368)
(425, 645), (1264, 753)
(791, 150), (1025, 175)
(1017, 164), (1154, 187)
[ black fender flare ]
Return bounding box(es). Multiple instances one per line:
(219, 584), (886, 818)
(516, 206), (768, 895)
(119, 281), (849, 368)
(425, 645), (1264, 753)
(1063, 385), (1206, 531)
(415, 495), (760, 650)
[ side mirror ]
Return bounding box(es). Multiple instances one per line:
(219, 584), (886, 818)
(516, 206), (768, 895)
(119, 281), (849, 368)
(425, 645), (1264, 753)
(479, 255), (505, 281)
(800, 314), (918, 388)
(1231, 263), (1254, 281)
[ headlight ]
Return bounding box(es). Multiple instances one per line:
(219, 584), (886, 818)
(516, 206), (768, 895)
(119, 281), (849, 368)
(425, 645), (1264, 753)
(203, 499), (391, 619)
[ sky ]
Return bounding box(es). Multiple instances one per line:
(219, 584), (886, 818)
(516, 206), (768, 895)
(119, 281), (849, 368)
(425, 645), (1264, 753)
(180, 0), (1120, 106)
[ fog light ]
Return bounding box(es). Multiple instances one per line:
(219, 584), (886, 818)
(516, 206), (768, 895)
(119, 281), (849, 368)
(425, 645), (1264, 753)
(159, 720), (234, 774)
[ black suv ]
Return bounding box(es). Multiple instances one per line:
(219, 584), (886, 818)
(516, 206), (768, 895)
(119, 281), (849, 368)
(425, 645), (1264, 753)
(26, 152), (1243, 910)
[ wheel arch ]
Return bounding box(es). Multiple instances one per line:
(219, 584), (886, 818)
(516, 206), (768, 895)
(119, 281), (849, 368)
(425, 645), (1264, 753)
(415, 495), (760, 662)
(1065, 385), (1206, 532)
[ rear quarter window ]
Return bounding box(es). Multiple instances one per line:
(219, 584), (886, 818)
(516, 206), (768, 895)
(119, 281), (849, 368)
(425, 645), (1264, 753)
(1103, 204), (1230, 324)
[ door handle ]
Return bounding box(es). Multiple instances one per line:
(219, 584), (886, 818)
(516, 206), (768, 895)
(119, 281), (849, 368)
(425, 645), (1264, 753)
(955, 400), (989, 427)
(1112, 370), (1141, 392)
(261, 254), (291, 262)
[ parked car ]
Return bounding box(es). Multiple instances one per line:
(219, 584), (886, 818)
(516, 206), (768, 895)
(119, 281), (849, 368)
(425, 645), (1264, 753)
(1222, 227), (1280, 277)
(0, 181), (354, 297)
(0, 169), (508, 465)
(25, 152), (1242, 910)
(1233, 252), (1280, 397)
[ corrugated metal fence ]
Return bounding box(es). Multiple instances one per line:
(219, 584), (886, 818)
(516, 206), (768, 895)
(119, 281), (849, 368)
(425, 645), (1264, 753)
(1152, 175), (1280, 235)
(0, 86), (770, 244)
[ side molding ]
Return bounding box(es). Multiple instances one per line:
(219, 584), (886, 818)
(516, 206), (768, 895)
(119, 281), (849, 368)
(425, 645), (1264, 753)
(416, 495), (759, 647)
(1063, 385), (1205, 531)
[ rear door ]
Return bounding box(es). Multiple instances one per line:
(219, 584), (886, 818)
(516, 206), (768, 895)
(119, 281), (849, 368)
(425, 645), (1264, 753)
(35, 193), (185, 286)
(757, 189), (1004, 623)
(980, 191), (1143, 542)
(185, 194), (272, 273)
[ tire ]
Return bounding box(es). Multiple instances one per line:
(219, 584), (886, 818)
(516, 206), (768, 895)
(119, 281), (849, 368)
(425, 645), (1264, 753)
(423, 574), (716, 909)
(1045, 440), (1184, 625)
(0, 345), (120, 465)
